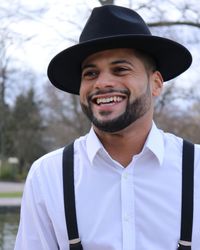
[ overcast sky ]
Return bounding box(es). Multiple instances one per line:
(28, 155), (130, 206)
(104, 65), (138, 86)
(8, 0), (133, 73)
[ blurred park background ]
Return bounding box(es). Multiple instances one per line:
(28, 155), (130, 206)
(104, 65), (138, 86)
(0, 0), (200, 181)
(0, 0), (200, 249)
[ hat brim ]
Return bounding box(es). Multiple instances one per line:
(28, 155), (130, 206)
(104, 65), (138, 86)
(47, 35), (192, 95)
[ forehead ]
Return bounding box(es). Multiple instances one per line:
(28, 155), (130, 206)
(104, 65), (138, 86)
(82, 48), (143, 67)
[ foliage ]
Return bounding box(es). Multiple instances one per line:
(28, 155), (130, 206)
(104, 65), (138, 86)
(7, 88), (47, 175)
(0, 192), (22, 198)
(0, 161), (18, 181)
(154, 82), (200, 143)
(42, 84), (91, 150)
(0, 87), (47, 179)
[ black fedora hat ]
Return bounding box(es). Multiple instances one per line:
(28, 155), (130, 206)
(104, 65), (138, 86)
(47, 5), (192, 95)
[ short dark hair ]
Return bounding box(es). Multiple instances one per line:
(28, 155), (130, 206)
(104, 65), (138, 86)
(133, 49), (157, 74)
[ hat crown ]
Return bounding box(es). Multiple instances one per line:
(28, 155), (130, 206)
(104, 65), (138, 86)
(80, 5), (151, 43)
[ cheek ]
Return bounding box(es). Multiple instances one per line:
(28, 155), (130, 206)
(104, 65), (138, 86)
(128, 82), (146, 99)
(80, 82), (89, 103)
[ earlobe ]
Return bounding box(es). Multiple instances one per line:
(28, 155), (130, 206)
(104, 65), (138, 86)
(152, 71), (163, 97)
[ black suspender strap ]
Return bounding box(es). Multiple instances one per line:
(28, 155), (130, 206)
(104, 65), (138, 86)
(178, 140), (194, 250)
(63, 142), (83, 250)
(62, 140), (194, 250)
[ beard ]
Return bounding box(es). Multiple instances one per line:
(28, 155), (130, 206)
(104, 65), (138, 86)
(81, 84), (152, 133)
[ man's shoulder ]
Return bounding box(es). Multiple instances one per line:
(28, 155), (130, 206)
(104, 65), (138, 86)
(28, 147), (64, 176)
(160, 129), (183, 147)
(37, 147), (64, 163)
(163, 130), (200, 148)
(29, 135), (88, 174)
(161, 129), (200, 158)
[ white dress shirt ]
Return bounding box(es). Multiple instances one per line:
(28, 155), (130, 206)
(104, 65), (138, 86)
(14, 123), (200, 250)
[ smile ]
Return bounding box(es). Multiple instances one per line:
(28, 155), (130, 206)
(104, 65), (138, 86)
(96, 96), (124, 105)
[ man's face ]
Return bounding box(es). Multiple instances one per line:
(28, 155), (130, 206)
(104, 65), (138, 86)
(80, 48), (161, 133)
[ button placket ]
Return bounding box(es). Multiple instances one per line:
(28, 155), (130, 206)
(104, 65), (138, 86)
(121, 168), (135, 250)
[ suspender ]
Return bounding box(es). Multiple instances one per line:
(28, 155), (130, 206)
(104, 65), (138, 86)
(178, 140), (194, 250)
(62, 140), (194, 250)
(63, 142), (83, 250)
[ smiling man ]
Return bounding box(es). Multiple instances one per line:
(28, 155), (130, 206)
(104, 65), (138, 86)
(80, 49), (159, 133)
(15, 5), (200, 250)
(80, 48), (163, 166)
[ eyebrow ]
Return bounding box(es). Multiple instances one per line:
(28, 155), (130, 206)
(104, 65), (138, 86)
(81, 64), (96, 71)
(111, 59), (133, 66)
(82, 59), (133, 71)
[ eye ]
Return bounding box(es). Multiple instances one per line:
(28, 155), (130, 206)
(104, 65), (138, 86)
(112, 66), (130, 75)
(82, 69), (99, 80)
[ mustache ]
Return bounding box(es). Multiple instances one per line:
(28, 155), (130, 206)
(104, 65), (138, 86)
(88, 88), (130, 101)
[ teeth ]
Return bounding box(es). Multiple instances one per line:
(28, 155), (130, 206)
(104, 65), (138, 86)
(96, 96), (123, 104)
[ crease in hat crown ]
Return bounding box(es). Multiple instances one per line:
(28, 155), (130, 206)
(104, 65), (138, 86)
(47, 5), (192, 95)
(79, 5), (151, 42)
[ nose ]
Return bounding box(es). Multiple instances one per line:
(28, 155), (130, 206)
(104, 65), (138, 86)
(94, 71), (115, 89)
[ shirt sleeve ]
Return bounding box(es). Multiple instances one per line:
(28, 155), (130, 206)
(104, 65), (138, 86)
(14, 161), (59, 250)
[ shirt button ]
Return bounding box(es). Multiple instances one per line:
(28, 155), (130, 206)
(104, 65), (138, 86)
(123, 173), (128, 179)
(124, 214), (129, 222)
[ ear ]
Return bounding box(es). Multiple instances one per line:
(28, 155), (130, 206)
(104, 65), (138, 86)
(151, 71), (163, 97)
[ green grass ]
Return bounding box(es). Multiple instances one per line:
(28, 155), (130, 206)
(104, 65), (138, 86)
(0, 192), (22, 198)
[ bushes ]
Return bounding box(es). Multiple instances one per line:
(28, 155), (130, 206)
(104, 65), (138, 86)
(0, 161), (26, 181)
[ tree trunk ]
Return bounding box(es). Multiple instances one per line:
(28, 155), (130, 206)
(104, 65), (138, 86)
(99, 0), (114, 6)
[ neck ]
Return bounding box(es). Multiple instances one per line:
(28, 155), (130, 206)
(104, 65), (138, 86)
(93, 115), (153, 167)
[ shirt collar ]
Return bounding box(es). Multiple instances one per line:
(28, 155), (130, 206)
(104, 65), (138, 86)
(86, 127), (103, 164)
(144, 122), (164, 166)
(86, 122), (164, 166)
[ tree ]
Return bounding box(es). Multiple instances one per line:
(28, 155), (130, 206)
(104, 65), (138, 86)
(0, 29), (14, 159)
(9, 88), (46, 174)
(43, 83), (90, 150)
(99, 0), (114, 5)
(0, 0), (47, 159)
